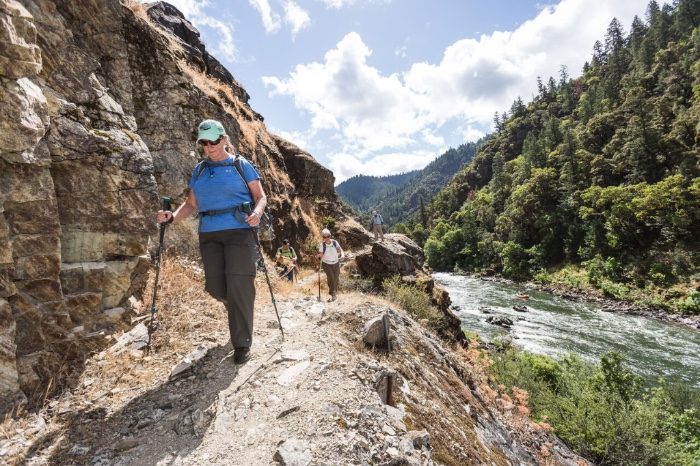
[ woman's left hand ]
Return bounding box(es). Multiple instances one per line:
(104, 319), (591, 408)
(246, 211), (261, 227)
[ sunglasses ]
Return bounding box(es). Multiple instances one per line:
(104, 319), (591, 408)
(322, 235), (331, 239)
(199, 136), (223, 147)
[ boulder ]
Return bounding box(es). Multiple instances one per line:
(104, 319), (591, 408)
(169, 345), (208, 378)
(486, 316), (514, 328)
(363, 316), (387, 347)
(355, 235), (422, 279)
(273, 439), (312, 466)
(406, 430), (431, 449)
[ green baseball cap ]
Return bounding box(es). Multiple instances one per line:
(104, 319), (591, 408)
(196, 119), (226, 142)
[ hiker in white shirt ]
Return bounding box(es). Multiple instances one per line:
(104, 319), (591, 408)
(371, 211), (384, 242)
(317, 228), (344, 302)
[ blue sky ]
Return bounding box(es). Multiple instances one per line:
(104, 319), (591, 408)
(163, 0), (660, 183)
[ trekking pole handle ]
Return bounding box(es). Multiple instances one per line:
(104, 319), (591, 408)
(162, 197), (173, 224)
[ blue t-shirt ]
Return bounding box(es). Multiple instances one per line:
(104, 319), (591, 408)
(189, 156), (260, 232)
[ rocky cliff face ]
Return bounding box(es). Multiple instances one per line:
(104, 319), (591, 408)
(0, 0), (351, 410)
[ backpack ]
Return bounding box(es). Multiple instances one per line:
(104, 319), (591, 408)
(322, 240), (339, 254)
(194, 155), (275, 241)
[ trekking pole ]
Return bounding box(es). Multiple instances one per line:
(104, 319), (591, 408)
(317, 260), (322, 302)
(242, 203), (284, 340)
(146, 196), (172, 353)
(252, 235), (285, 340)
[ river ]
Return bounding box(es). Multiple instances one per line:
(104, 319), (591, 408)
(433, 273), (700, 388)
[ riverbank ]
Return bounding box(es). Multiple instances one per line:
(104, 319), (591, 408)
(454, 271), (700, 332)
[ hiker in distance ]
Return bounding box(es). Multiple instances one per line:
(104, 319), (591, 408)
(371, 210), (385, 242)
(276, 238), (297, 282)
(156, 119), (266, 365)
(317, 228), (344, 302)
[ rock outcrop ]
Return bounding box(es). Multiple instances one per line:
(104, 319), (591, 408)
(354, 234), (464, 342)
(355, 234), (424, 279)
(0, 0), (349, 410)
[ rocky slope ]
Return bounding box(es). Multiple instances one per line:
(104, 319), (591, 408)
(1, 257), (585, 465)
(0, 0), (359, 412)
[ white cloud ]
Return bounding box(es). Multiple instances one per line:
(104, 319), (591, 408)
(329, 150), (436, 184)
(284, 0), (311, 38)
(195, 16), (238, 62)
(394, 45), (407, 58)
(248, 0), (282, 33)
(263, 32), (426, 158)
(461, 125), (486, 143)
(317, 0), (356, 8)
(421, 129), (444, 147)
(164, 0), (238, 62)
(276, 129), (314, 151)
(264, 0), (659, 179)
(162, 0), (210, 18)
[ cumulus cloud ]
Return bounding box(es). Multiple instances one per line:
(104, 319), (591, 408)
(284, 0), (311, 38)
(248, 0), (282, 33)
(264, 0), (657, 179)
(264, 32), (427, 158)
(461, 125), (486, 143)
(317, 0), (357, 8)
(329, 150), (437, 183)
(165, 0), (238, 62)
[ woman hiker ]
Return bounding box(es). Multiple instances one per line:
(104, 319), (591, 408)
(317, 228), (344, 302)
(156, 119), (266, 364)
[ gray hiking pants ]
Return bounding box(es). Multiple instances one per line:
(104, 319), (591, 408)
(199, 228), (256, 348)
(322, 262), (340, 297)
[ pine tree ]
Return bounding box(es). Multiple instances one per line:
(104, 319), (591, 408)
(592, 40), (606, 67)
(419, 196), (428, 228)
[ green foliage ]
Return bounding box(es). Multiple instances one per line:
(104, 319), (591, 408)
(491, 349), (700, 465)
(382, 276), (443, 328)
(322, 216), (336, 230)
(678, 291), (700, 315)
(421, 1), (699, 311)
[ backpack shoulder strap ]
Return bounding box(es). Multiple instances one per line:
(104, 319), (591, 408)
(194, 160), (207, 180)
(231, 155), (255, 203)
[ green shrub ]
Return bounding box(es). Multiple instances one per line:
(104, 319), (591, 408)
(322, 216), (336, 229)
(678, 291), (700, 315)
(382, 276), (443, 328)
(490, 349), (700, 465)
(598, 278), (631, 300)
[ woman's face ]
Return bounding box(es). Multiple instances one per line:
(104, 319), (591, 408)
(200, 135), (227, 159)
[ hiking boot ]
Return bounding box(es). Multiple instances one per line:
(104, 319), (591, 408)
(233, 347), (251, 364)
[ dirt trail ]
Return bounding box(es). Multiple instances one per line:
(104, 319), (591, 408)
(4, 259), (583, 466)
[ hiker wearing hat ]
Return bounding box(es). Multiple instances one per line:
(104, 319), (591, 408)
(317, 229), (344, 302)
(276, 239), (297, 282)
(156, 119), (266, 364)
(371, 211), (384, 242)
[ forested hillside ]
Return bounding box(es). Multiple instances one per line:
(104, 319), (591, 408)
(423, 0), (700, 313)
(336, 171), (417, 213)
(337, 142), (480, 227)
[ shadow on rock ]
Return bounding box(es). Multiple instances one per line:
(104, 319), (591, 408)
(20, 344), (242, 465)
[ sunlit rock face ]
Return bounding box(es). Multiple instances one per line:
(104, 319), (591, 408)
(0, 0), (353, 411)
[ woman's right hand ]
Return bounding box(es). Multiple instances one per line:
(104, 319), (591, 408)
(156, 210), (173, 224)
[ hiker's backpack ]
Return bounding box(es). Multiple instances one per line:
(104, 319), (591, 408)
(322, 239), (339, 254)
(194, 154), (276, 241)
